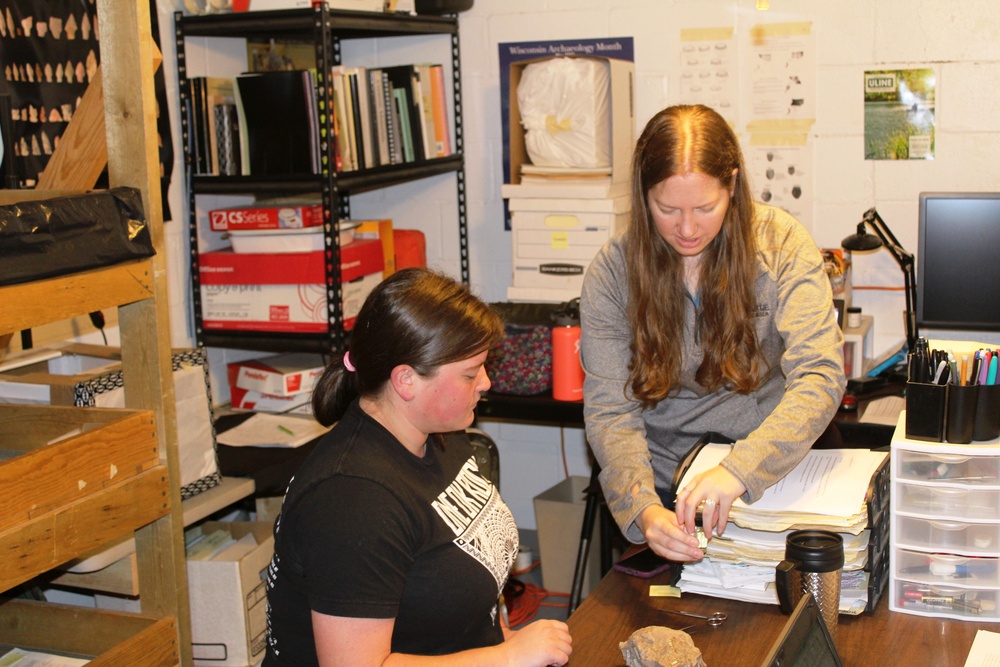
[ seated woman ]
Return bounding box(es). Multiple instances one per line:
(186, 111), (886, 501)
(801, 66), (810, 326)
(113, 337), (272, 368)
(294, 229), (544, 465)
(263, 267), (572, 667)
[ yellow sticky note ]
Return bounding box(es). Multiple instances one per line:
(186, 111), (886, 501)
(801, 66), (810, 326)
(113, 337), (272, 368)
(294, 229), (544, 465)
(649, 585), (681, 598)
(550, 231), (569, 250)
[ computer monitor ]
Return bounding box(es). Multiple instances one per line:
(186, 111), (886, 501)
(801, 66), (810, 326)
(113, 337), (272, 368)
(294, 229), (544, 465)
(916, 192), (1000, 332)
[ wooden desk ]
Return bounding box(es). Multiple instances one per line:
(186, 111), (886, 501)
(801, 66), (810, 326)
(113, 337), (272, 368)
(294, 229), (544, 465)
(567, 568), (990, 666)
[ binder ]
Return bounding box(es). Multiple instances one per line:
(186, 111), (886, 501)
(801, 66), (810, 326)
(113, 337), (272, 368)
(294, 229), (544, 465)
(235, 70), (318, 176)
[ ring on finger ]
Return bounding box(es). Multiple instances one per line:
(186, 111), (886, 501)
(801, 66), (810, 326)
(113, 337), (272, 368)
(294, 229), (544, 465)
(704, 498), (717, 507)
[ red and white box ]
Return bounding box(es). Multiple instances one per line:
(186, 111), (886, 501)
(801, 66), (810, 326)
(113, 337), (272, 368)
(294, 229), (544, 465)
(228, 387), (313, 414)
(228, 353), (325, 398)
(208, 202), (324, 232)
(198, 238), (384, 333)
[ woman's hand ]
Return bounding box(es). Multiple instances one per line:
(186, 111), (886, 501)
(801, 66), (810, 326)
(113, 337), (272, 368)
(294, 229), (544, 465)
(636, 504), (704, 561)
(501, 619), (572, 667)
(673, 465), (746, 540)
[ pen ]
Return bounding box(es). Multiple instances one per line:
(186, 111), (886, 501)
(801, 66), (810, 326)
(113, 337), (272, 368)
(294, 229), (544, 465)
(932, 359), (948, 385)
(978, 350), (990, 385)
(970, 353), (983, 386)
(960, 355), (969, 386)
(278, 425), (295, 436)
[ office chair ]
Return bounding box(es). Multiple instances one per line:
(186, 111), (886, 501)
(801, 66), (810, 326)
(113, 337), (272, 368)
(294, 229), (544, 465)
(466, 427), (500, 488)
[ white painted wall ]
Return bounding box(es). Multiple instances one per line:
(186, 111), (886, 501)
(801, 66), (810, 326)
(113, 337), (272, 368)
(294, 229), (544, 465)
(155, 0), (1000, 529)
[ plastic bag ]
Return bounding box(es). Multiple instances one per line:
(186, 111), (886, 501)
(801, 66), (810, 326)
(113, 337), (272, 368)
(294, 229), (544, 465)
(0, 187), (155, 286)
(517, 57), (611, 169)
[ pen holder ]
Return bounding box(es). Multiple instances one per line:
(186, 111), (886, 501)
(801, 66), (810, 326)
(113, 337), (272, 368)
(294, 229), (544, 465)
(973, 384), (1000, 441)
(946, 384), (978, 444)
(905, 381), (947, 442)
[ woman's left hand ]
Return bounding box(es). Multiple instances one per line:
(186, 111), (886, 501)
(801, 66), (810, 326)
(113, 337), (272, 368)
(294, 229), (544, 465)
(673, 466), (746, 540)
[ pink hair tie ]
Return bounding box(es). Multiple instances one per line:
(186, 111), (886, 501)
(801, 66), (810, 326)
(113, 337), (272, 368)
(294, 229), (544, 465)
(343, 351), (356, 372)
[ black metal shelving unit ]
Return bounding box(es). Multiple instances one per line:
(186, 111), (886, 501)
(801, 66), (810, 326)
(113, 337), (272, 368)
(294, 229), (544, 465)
(175, 6), (468, 354)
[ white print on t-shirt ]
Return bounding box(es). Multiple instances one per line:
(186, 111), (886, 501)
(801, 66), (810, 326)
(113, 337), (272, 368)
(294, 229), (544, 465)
(432, 456), (518, 593)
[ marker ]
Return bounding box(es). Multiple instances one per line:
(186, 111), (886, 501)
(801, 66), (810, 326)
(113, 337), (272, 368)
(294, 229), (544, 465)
(960, 355), (969, 387)
(978, 350), (991, 385)
(278, 424), (295, 436)
(988, 355), (998, 385)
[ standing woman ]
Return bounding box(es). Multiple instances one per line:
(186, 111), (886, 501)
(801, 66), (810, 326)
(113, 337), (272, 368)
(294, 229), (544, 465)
(264, 268), (572, 667)
(581, 104), (845, 562)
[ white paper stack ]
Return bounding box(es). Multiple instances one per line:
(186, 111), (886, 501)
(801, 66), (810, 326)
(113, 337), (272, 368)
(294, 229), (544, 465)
(675, 444), (888, 615)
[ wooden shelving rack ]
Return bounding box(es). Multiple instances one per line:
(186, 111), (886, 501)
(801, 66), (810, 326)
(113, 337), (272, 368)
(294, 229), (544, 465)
(0, 1), (191, 664)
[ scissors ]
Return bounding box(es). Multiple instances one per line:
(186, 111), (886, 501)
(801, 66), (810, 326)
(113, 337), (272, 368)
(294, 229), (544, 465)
(661, 609), (728, 626)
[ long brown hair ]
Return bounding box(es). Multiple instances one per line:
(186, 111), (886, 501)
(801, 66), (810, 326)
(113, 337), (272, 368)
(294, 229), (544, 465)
(625, 104), (762, 407)
(312, 268), (504, 427)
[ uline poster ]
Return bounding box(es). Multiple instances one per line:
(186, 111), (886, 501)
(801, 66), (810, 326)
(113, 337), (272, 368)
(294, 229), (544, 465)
(864, 68), (936, 160)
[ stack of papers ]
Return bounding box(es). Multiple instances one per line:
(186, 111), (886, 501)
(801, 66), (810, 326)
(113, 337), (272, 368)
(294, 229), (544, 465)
(675, 444), (888, 615)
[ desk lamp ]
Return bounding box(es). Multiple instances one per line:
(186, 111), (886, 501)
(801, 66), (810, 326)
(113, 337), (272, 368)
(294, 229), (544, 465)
(841, 207), (918, 351)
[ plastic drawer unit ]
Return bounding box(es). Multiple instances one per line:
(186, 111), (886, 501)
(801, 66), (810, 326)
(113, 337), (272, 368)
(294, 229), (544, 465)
(890, 412), (1000, 621)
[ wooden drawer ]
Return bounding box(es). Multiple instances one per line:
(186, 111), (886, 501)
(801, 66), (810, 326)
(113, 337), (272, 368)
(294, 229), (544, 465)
(0, 599), (179, 666)
(0, 404), (169, 591)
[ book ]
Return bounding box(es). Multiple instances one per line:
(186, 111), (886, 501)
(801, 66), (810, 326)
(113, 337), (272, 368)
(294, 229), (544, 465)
(235, 70), (318, 176)
(213, 102), (241, 176)
(393, 87), (414, 163)
(352, 66), (375, 170)
(413, 64), (436, 159)
(330, 66), (356, 171)
(383, 64), (425, 162)
(428, 63), (451, 156)
(368, 68), (390, 166)
(378, 69), (402, 164)
(204, 76), (237, 175)
(346, 69), (368, 169)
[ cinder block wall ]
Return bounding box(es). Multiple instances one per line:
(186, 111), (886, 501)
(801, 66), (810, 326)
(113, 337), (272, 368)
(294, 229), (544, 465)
(155, 0), (1000, 529)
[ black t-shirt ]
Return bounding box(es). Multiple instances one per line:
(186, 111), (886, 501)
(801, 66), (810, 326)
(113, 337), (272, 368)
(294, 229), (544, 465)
(264, 400), (518, 665)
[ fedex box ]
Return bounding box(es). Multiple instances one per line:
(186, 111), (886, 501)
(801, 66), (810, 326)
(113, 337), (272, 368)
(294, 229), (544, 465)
(499, 37), (635, 200)
(228, 352), (325, 398)
(510, 196), (627, 292)
(188, 521), (274, 667)
(198, 238), (383, 333)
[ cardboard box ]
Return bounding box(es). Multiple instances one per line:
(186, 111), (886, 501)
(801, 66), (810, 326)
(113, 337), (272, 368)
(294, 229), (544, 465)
(229, 352), (325, 397)
(0, 344), (220, 500)
(198, 238), (384, 333)
(229, 387), (313, 414)
(188, 521), (274, 667)
(499, 37), (635, 200)
(209, 202), (324, 232)
(507, 285), (582, 303)
(533, 476), (602, 598)
(353, 218), (396, 277)
(511, 198), (626, 291)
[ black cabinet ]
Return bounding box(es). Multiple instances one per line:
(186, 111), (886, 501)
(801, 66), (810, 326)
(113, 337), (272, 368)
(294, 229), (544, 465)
(174, 6), (468, 353)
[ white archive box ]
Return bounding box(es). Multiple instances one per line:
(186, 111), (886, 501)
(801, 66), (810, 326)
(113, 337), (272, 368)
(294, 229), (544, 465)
(509, 196), (627, 294)
(188, 521), (275, 666)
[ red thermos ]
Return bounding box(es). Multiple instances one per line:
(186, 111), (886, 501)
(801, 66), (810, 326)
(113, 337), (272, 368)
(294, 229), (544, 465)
(551, 298), (584, 401)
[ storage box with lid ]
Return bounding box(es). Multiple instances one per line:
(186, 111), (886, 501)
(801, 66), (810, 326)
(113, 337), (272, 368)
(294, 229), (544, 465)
(508, 196), (627, 301)
(889, 411), (1000, 621)
(198, 237), (383, 333)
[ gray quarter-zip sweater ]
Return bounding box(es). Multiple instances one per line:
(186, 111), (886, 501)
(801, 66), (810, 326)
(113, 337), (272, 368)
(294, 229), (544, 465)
(580, 203), (846, 543)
